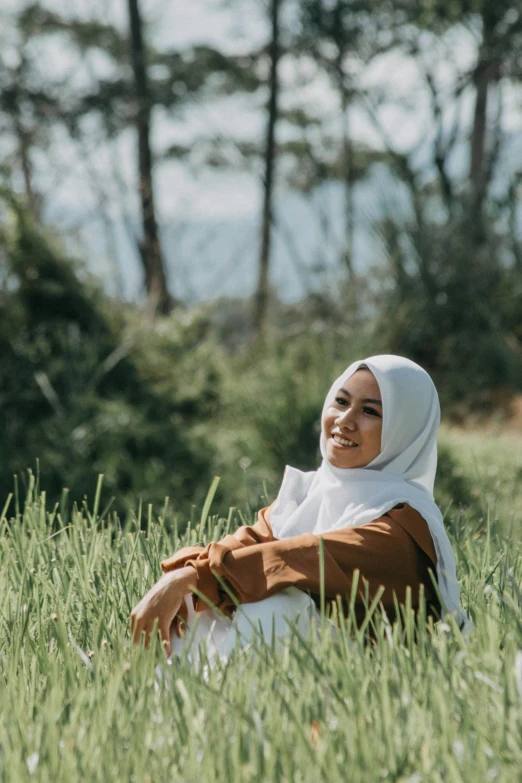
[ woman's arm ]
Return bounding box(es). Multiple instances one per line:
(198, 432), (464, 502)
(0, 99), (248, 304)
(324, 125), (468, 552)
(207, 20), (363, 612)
(131, 504), (438, 650)
(158, 504), (276, 612)
(186, 507), (439, 620)
(130, 566), (197, 656)
(160, 503), (276, 573)
(161, 501), (275, 571)
(130, 505), (276, 651)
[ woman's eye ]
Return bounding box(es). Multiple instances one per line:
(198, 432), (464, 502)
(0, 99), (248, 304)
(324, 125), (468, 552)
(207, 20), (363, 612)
(335, 397), (348, 406)
(363, 407), (380, 417)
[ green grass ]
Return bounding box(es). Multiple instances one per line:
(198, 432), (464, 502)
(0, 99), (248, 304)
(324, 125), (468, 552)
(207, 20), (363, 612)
(1, 432), (522, 782)
(439, 426), (522, 529)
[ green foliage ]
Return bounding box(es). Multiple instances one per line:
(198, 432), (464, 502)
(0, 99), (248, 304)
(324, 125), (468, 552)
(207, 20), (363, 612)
(434, 441), (478, 521)
(0, 469), (521, 782)
(206, 320), (482, 516)
(0, 204), (223, 514)
(375, 208), (522, 416)
(0, 210), (484, 519)
(1, 2), (260, 155)
(208, 320), (382, 507)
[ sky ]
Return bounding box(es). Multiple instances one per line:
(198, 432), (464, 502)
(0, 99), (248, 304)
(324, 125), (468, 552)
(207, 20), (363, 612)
(2, 0), (522, 303)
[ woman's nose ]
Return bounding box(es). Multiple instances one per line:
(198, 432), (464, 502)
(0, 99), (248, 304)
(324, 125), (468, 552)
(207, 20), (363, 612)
(336, 407), (356, 429)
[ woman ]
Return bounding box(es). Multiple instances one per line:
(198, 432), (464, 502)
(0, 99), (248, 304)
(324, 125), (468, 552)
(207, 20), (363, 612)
(131, 355), (468, 660)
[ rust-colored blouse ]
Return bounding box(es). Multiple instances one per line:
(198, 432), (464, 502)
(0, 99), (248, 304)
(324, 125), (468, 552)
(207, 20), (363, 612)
(161, 502), (440, 624)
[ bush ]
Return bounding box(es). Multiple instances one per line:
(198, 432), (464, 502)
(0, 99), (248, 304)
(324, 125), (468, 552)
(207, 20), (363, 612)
(0, 203), (224, 515)
(375, 207), (522, 416)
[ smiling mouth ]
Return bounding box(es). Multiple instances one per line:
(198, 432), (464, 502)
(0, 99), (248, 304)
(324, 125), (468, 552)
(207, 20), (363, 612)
(332, 433), (358, 448)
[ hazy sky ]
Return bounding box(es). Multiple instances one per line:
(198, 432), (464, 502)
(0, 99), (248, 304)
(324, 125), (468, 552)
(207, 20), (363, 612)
(3, 0), (521, 302)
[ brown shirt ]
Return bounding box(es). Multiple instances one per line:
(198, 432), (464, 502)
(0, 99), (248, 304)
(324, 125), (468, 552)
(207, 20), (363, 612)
(161, 502), (440, 623)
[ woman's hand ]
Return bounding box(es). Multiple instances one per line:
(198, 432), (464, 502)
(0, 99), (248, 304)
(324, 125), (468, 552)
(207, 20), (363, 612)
(130, 566), (197, 656)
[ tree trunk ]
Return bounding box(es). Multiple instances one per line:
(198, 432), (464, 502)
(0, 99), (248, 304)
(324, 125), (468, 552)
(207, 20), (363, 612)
(338, 74), (355, 280)
(470, 60), (490, 216)
(15, 116), (40, 221)
(254, 0), (280, 341)
(13, 63), (40, 220)
(127, 0), (172, 316)
(469, 48), (499, 234)
(334, 1), (355, 281)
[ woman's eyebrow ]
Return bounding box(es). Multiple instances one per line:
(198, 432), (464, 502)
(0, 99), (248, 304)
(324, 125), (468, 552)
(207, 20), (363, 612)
(338, 388), (382, 405)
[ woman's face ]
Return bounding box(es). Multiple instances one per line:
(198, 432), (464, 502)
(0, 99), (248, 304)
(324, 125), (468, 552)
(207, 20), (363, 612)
(322, 368), (383, 469)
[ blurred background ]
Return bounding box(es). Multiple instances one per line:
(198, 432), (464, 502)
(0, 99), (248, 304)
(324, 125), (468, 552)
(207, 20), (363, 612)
(1, 0), (522, 520)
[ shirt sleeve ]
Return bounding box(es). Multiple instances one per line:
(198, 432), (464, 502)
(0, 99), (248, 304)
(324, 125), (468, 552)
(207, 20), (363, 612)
(162, 503), (439, 619)
(160, 504), (276, 612)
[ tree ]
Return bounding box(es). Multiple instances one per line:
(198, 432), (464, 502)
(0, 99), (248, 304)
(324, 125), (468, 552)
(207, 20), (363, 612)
(0, 3), (254, 313)
(127, 0), (171, 316)
(254, 0), (282, 340)
(0, 196), (222, 512)
(0, 10), (66, 221)
(297, 0), (362, 278)
(362, 0), (522, 409)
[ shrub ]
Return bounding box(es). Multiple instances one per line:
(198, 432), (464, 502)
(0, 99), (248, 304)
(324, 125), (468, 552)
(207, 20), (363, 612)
(0, 203), (223, 515)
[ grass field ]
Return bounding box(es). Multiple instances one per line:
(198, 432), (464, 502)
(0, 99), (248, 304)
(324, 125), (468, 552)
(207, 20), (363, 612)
(1, 431), (522, 783)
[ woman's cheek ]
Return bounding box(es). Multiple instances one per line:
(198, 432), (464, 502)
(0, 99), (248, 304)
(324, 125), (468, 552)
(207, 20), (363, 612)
(322, 407), (335, 430)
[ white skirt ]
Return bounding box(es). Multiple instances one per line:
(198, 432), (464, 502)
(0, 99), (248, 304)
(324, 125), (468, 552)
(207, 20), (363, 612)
(168, 587), (322, 666)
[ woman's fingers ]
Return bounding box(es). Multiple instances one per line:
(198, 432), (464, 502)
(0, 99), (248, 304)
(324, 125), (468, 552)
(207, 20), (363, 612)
(130, 576), (183, 650)
(130, 612), (171, 653)
(130, 611), (152, 648)
(158, 619), (172, 657)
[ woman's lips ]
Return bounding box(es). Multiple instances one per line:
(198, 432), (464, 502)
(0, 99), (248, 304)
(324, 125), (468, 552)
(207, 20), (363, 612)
(331, 433), (358, 448)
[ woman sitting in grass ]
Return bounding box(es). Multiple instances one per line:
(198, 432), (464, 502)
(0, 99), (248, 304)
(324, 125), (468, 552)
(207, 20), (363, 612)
(131, 354), (467, 660)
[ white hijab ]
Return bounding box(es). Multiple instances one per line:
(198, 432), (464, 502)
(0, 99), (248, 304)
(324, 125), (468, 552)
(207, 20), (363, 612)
(270, 354), (469, 630)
